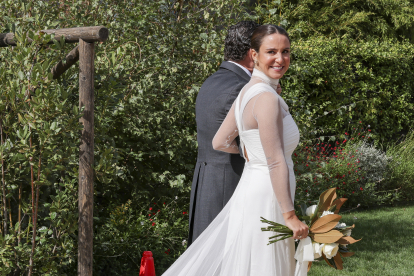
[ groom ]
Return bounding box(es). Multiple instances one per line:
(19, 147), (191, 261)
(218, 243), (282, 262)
(188, 21), (262, 246)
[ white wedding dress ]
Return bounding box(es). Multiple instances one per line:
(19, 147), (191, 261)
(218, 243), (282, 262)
(162, 69), (301, 276)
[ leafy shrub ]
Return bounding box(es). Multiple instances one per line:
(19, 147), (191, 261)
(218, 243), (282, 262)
(282, 37), (414, 145)
(94, 196), (189, 275)
(383, 131), (414, 201)
(0, 0), (245, 274)
(0, 29), (87, 274)
(355, 141), (391, 183)
(294, 127), (399, 208)
(250, 0), (414, 42)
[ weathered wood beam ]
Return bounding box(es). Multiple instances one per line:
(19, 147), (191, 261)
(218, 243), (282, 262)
(78, 39), (94, 276)
(0, 33), (14, 48)
(51, 45), (79, 79)
(0, 26), (108, 47)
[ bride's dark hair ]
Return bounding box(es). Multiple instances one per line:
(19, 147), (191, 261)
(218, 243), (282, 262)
(251, 25), (290, 52)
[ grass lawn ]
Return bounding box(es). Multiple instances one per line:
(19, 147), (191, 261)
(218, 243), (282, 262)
(308, 203), (414, 276)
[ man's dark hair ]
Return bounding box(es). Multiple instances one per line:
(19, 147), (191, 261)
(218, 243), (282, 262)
(224, 21), (261, 62)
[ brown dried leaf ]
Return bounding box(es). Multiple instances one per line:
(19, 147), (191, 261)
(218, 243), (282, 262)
(310, 214), (342, 233)
(337, 236), (361, 245)
(348, 224), (355, 229)
(332, 198), (348, 214)
(307, 261), (312, 272)
(340, 252), (355, 258)
(312, 230), (343, 243)
(322, 253), (335, 268)
(319, 188), (337, 213)
(333, 253), (343, 270)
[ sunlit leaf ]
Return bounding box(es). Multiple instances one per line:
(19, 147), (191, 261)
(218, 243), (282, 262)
(311, 230), (343, 243)
(310, 214), (342, 233)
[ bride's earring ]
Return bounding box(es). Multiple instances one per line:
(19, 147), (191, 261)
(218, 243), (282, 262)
(254, 60), (258, 66)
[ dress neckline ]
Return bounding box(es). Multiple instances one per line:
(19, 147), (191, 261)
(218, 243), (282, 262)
(251, 69), (279, 90)
(247, 70), (289, 113)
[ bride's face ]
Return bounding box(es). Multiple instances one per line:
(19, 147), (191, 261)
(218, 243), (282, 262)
(252, 33), (290, 79)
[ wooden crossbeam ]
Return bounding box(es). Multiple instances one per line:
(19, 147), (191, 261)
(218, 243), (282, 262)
(1, 25), (106, 275)
(51, 45), (79, 79)
(0, 26), (108, 47)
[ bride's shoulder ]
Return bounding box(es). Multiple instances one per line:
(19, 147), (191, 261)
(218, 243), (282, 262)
(246, 83), (282, 99)
(248, 85), (289, 112)
(254, 90), (280, 104)
(245, 82), (275, 94)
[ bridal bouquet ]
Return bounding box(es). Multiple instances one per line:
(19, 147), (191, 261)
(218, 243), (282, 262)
(261, 188), (360, 271)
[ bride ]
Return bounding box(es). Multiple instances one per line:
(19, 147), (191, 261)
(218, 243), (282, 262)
(162, 25), (308, 276)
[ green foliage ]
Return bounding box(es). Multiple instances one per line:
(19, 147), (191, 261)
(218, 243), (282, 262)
(283, 37), (414, 144)
(0, 12), (85, 273)
(384, 131), (414, 201)
(250, 0), (414, 42)
(94, 197), (189, 275)
(0, 0), (246, 274)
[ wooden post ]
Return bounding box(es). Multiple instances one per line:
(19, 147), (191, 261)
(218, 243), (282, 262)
(78, 39), (94, 276)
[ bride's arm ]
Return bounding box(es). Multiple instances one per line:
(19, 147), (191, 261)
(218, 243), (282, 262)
(212, 102), (240, 154)
(254, 92), (308, 239)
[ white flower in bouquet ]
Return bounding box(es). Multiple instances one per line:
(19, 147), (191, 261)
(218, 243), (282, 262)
(306, 205), (317, 217)
(343, 229), (352, 237)
(321, 210), (334, 217)
(322, 243), (339, 259)
(336, 222), (347, 228)
(313, 242), (323, 259)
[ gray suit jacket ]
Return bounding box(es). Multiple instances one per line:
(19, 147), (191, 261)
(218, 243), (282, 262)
(188, 61), (249, 245)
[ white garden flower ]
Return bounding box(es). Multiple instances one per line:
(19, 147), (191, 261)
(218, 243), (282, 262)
(321, 210), (334, 217)
(313, 242), (323, 259)
(322, 243), (339, 259)
(305, 205), (317, 217)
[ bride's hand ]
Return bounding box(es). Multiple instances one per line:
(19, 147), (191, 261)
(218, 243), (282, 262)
(283, 211), (309, 240)
(276, 83), (282, 95)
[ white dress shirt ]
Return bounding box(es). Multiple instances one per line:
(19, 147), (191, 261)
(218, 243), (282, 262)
(228, 61), (252, 77)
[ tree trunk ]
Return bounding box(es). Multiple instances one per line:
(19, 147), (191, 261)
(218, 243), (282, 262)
(1, 119), (7, 236)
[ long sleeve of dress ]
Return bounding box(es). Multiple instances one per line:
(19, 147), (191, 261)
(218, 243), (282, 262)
(212, 102), (240, 154)
(253, 92), (294, 213)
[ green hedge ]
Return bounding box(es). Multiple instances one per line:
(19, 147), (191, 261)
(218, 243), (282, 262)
(1, 1), (414, 275)
(283, 37), (414, 145)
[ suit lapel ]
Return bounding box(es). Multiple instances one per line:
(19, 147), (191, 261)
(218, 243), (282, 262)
(219, 61), (251, 82)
